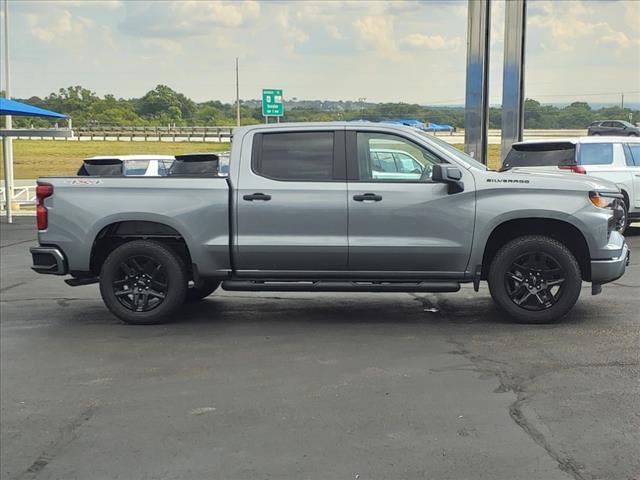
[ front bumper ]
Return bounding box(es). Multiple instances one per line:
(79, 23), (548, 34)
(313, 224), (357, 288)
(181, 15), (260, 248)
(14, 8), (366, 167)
(30, 246), (68, 275)
(591, 242), (629, 285)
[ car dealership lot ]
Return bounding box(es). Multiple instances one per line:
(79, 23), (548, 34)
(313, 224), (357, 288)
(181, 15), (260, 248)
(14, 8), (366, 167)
(1, 218), (638, 480)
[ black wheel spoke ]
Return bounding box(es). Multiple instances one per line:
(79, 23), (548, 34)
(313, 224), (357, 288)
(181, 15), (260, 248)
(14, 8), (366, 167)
(112, 254), (168, 313)
(505, 250), (566, 311)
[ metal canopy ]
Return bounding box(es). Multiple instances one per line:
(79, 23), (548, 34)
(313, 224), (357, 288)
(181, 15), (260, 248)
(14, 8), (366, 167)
(0, 98), (67, 118)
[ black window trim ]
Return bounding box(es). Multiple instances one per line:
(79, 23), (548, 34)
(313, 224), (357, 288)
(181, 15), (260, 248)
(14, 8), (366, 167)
(346, 130), (447, 183)
(251, 130), (346, 183)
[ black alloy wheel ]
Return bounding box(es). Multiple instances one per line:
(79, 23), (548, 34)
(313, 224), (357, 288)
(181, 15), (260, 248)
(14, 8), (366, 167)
(504, 251), (566, 311)
(112, 255), (168, 312)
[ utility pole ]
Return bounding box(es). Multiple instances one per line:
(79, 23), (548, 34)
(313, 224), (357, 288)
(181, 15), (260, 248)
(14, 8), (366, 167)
(621, 92), (624, 110)
(235, 57), (240, 127)
(2, 0), (14, 223)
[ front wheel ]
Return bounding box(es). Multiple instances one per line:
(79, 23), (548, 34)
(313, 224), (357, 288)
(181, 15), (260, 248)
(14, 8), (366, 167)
(99, 240), (188, 324)
(488, 235), (582, 324)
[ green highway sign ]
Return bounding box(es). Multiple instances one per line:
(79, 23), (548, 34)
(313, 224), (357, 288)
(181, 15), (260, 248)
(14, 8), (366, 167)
(262, 89), (284, 117)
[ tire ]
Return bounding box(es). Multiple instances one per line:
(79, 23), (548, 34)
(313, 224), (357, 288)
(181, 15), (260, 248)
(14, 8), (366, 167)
(186, 280), (220, 302)
(628, 132), (638, 137)
(616, 201), (629, 235)
(488, 235), (582, 324)
(99, 240), (188, 325)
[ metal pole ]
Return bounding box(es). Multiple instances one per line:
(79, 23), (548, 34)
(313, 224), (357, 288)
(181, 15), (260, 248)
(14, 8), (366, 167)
(621, 93), (624, 109)
(500, 0), (527, 162)
(235, 57), (240, 127)
(464, 0), (491, 165)
(3, 0), (14, 223)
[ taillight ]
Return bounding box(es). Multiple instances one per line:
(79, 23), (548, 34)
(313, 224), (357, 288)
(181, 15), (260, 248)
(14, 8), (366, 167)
(558, 165), (587, 174)
(36, 182), (53, 230)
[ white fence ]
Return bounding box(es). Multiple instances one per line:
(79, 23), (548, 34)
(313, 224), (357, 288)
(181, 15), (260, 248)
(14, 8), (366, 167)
(0, 185), (37, 214)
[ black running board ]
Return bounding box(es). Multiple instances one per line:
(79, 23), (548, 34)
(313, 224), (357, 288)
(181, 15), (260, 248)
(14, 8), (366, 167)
(221, 280), (460, 293)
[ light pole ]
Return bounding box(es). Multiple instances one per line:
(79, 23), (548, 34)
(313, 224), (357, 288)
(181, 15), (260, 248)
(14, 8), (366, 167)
(2, 0), (14, 223)
(235, 57), (240, 127)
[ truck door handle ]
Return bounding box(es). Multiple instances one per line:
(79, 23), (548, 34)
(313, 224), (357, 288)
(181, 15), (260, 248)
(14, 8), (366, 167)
(243, 193), (272, 201)
(353, 193), (382, 202)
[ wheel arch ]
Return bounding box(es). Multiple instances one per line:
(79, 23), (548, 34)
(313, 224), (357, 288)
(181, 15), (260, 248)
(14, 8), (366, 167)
(481, 218), (592, 281)
(89, 219), (194, 276)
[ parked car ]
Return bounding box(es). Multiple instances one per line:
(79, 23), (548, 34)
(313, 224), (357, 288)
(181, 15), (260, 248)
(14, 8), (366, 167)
(588, 120), (639, 137)
(79, 155), (175, 176)
(502, 136), (640, 232)
(370, 148), (432, 181)
(31, 123), (628, 325)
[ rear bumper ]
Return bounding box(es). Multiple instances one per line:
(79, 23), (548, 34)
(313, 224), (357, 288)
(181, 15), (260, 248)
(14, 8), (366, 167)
(591, 242), (629, 285)
(30, 247), (68, 275)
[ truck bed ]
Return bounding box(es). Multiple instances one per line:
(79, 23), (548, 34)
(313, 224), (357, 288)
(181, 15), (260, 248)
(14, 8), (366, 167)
(38, 177), (232, 277)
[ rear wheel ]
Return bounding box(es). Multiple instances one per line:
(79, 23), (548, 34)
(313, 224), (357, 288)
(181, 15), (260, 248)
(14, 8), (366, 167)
(488, 235), (582, 324)
(99, 240), (188, 324)
(187, 280), (220, 302)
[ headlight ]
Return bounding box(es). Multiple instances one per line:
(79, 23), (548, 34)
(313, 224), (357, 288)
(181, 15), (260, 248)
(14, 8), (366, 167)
(589, 191), (622, 209)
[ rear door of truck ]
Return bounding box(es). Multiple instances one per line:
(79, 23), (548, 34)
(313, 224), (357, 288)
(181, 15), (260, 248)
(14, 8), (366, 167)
(235, 126), (348, 272)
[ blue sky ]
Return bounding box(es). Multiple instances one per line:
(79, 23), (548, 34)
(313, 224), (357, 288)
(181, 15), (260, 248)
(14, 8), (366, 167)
(2, 0), (639, 105)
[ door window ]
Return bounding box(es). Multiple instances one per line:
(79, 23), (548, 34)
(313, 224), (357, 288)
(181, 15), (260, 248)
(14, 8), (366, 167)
(578, 143), (614, 165)
(627, 144), (640, 166)
(254, 132), (334, 181)
(356, 132), (442, 182)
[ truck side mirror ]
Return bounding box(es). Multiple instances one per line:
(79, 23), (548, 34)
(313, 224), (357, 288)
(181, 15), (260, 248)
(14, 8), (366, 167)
(432, 164), (464, 194)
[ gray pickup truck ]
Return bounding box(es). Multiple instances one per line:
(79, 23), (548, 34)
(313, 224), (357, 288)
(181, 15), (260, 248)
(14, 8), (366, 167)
(31, 122), (629, 325)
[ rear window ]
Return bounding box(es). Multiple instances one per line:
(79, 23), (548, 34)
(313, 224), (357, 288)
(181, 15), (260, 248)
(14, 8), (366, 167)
(578, 143), (614, 165)
(502, 143), (575, 169)
(254, 132), (334, 181)
(124, 160), (151, 176)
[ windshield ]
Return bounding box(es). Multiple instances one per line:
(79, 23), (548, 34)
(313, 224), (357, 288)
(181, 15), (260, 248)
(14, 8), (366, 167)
(417, 131), (488, 170)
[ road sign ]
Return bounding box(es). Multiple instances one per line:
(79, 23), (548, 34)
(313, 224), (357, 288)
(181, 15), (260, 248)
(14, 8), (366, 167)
(262, 89), (284, 117)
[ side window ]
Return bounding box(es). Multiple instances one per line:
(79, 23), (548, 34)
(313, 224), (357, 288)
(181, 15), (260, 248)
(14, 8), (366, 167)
(601, 122), (613, 128)
(393, 153), (422, 173)
(372, 151), (397, 172)
(578, 143), (614, 165)
(254, 132), (334, 181)
(356, 132), (442, 182)
(627, 144), (640, 166)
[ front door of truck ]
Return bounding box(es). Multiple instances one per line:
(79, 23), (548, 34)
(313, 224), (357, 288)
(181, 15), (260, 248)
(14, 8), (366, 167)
(235, 128), (348, 273)
(346, 130), (475, 274)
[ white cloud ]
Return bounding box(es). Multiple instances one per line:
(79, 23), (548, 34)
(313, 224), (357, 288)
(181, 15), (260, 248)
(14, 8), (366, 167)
(353, 16), (396, 57)
(26, 10), (91, 43)
(401, 33), (461, 50)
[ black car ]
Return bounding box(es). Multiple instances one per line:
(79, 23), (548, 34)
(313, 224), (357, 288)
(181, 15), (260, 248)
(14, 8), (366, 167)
(588, 120), (639, 136)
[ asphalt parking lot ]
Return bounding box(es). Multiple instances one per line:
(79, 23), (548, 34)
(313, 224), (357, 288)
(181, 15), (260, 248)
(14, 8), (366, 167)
(1, 217), (638, 480)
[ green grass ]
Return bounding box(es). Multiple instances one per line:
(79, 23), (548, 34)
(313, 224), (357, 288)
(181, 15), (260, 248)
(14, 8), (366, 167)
(0, 140), (231, 178)
(0, 140), (501, 179)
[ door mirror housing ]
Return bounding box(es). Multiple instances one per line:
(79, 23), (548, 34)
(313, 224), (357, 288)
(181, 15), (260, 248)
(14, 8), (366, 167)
(432, 164), (464, 194)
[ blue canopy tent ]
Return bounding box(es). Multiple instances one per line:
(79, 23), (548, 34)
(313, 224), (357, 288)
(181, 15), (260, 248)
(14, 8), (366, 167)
(0, 98), (67, 119)
(1, 98), (71, 223)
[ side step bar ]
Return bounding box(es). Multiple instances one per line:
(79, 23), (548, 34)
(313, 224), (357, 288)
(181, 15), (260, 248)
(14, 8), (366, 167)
(221, 280), (460, 293)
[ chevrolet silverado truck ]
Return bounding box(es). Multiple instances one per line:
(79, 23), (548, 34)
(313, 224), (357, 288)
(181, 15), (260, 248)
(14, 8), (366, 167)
(30, 122), (630, 325)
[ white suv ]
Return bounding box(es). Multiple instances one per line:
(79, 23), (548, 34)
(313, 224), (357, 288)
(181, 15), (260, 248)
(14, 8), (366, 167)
(502, 136), (640, 232)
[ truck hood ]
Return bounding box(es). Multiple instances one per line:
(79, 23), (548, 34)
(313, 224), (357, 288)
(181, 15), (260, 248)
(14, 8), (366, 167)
(477, 168), (620, 193)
